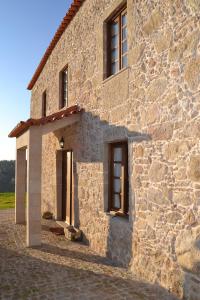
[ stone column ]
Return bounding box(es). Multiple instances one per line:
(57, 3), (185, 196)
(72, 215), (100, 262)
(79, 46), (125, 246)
(15, 148), (27, 224)
(26, 127), (42, 247)
(56, 150), (63, 221)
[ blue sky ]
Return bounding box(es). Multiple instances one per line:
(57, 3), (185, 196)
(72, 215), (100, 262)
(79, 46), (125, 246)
(0, 0), (72, 160)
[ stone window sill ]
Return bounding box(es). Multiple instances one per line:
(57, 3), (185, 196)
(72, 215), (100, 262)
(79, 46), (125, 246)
(106, 210), (129, 221)
(103, 66), (129, 84)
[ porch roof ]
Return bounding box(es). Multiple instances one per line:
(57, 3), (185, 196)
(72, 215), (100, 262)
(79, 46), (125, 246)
(8, 105), (83, 138)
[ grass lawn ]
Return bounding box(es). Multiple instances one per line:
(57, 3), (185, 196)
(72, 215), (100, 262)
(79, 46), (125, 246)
(0, 193), (15, 210)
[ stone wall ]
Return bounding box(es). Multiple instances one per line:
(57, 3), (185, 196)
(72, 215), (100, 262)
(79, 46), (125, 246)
(30, 0), (200, 298)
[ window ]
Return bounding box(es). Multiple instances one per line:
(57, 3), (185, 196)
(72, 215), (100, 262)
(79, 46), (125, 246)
(60, 67), (68, 108)
(108, 6), (128, 76)
(109, 142), (129, 215)
(42, 91), (47, 117)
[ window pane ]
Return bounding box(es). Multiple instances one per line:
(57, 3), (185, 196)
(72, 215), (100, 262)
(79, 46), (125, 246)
(122, 27), (127, 40)
(122, 55), (128, 68)
(122, 40), (128, 54)
(111, 22), (119, 35)
(122, 13), (127, 26)
(42, 92), (46, 117)
(63, 72), (67, 81)
(62, 68), (68, 107)
(114, 163), (121, 177)
(111, 62), (118, 75)
(114, 179), (121, 193)
(114, 147), (122, 161)
(114, 194), (121, 209)
(111, 35), (118, 49)
(111, 48), (118, 61)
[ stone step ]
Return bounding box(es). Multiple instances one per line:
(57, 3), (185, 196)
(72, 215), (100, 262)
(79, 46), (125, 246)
(56, 221), (82, 242)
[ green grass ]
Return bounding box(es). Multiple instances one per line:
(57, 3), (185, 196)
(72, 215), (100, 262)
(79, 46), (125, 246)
(0, 193), (15, 210)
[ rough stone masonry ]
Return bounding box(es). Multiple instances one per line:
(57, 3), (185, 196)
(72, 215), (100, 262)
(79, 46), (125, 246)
(29, 0), (200, 299)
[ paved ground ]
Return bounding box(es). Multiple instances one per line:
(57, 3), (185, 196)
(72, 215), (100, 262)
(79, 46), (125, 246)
(0, 209), (178, 300)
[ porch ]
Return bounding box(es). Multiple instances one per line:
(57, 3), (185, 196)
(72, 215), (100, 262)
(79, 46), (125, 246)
(8, 105), (82, 247)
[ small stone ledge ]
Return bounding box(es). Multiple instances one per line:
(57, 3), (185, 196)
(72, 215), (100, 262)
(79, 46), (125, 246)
(64, 226), (82, 242)
(106, 211), (130, 222)
(56, 221), (83, 242)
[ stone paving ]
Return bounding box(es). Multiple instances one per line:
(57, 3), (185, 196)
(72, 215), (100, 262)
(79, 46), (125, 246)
(0, 210), (178, 300)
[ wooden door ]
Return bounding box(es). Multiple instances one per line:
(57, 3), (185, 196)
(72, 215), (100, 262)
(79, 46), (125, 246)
(62, 150), (74, 224)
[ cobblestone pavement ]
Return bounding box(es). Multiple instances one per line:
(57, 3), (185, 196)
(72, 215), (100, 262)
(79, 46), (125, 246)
(0, 210), (178, 300)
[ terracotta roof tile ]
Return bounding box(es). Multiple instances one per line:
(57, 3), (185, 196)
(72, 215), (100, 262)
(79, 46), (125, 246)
(8, 105), (82, 138)
(27, 0), (85, 90)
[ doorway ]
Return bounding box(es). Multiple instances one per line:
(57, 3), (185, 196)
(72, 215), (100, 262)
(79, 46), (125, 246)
(62, 150), (74, 225)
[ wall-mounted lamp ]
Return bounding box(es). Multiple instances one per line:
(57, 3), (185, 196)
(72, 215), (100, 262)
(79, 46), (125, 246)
(59, 137), (64, 149)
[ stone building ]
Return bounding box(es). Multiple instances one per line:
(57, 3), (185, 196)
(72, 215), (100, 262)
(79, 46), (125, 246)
(9, 0), (200, 299)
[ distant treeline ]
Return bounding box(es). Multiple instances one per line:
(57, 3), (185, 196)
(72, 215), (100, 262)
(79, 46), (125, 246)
(0, 160), (15, 192)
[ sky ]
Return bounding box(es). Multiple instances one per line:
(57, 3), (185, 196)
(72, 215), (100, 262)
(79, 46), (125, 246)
(0, 0), (72, 160)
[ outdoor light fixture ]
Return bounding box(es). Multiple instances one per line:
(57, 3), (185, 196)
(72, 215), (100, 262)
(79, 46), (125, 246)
(59, 137), (64, 149)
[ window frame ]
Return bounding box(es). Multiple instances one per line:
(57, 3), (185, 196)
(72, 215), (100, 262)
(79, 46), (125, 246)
(108, 141), (129, 216)
(107, 6), (127, 77)
(42, 90), (47, 117)
(60, 66), (68, 109)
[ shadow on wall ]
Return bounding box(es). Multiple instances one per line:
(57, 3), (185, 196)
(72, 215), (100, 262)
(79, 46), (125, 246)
(72, 112), (200, 299)
(174, 224), (200, 299)
(55, 111), (152, 267)
(182, 237), (200, 300)
(0, 243), (179, 300)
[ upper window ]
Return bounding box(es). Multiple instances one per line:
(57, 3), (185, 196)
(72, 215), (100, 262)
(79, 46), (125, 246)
(42, 90), (47, 117)
(108, 7), (128, 77)
(60, 67), (68, 108)
(109, 142), (129, 216)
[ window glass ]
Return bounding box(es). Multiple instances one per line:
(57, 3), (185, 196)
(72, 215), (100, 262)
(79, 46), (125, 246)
(111, 62), (118, 75)
(111, 22), (119, 35)
(42, 91), (47, 117)
(114, 163), (121, 177)
(114, 148), (122, 161)
(122, 55), (128, 68)
(111, 49), (118, 61)
(109, 142), (128, 215)
(122, 14), (127, 26)
(122, 27), (127, 40)
(108, 7), (127, 77)
(61, 67), (68, 108)
(122, 40), (128, 54)
(114, 194), (121, 209)
(111, 35), (118, 48)
(114, 179), (121, 193)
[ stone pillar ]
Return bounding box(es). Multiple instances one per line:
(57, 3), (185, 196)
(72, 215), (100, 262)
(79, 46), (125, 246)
(56, 150), (63, 221)
(15, 148), (27, 224)
(26, 127), (42, 247)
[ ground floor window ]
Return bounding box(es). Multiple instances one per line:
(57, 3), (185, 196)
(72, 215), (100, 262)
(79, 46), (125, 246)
(108, 141), (128, 215)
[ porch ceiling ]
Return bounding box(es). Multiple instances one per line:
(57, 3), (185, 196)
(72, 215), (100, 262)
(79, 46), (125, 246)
(8, 105), (83, 138)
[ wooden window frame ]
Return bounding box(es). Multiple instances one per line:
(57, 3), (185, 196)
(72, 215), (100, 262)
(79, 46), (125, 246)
(107, 6), (127, 77)
(121, 9), (128, 69)
(108, 141), (129, 216)
(42, 90), (47, 117)
(60, 66), (68, 109)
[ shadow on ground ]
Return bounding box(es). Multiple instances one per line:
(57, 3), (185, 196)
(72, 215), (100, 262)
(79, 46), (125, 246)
(39, 242), (115, 267)
(0, 241), (179, 300)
